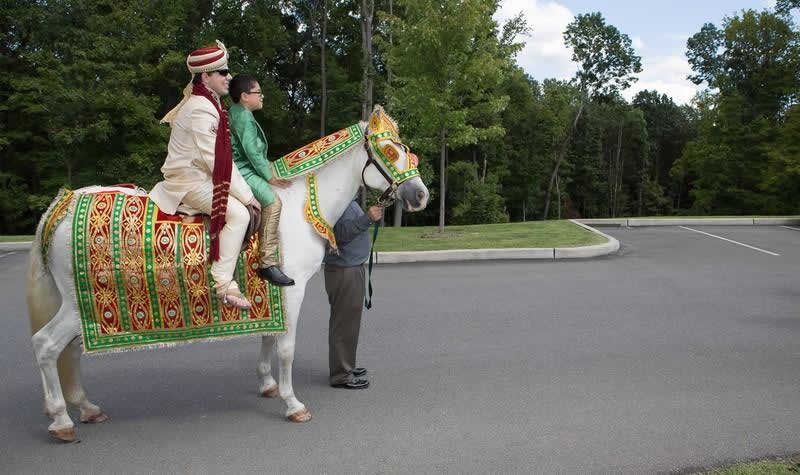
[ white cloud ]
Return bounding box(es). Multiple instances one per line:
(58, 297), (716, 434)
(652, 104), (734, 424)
(623, 54), (701, 105)
(496, 1), (701, 105)
(495, 1), (701, 104)
(495, 0), (577, 81)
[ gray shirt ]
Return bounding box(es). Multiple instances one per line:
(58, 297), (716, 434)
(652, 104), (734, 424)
(323, 200), (373, 267)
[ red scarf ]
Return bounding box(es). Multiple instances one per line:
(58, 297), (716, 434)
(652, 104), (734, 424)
(192, 83), (232, 262)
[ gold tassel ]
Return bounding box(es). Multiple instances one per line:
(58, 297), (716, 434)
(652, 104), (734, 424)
(160, 79), (194, 124)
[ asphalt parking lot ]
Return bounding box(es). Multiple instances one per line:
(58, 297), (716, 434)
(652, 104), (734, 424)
(0, 225), (798, 474)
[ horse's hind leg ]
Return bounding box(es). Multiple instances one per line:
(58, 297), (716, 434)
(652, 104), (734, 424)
(31, 304), (82, 442)
(60, 339), (107, 424)
(258, 336), (279, 398)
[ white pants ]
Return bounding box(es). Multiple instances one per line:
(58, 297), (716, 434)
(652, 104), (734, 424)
(181, 183), (249, 294)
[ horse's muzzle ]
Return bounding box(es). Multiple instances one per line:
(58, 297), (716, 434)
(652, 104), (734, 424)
(398, 178), (429, 212)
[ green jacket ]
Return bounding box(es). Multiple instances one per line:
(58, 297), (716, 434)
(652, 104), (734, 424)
(229, 103), (275, 206)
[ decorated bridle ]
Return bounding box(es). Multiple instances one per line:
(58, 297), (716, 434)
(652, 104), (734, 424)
(361, 109), (420, 206)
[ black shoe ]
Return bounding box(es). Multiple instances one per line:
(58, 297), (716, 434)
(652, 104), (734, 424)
(331, 378), (369, 389)
(258, 266), (295, 286)
(352, 367), (367, 378)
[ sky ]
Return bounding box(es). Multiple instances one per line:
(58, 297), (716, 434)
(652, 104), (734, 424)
(494, 0), (781, 104)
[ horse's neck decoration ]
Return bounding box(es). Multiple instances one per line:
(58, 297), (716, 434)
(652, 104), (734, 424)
(26, 105), (429, 441)
(272, 124), (364, 180)
(303, 173), (337, 250)
(288, 106), (422, 249)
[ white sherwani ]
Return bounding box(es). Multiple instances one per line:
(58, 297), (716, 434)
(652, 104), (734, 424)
(150, 94), (254, 294)
(150, 95), (254, 212)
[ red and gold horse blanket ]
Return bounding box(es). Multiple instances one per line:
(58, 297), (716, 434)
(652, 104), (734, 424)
(67, 190), (286, 354)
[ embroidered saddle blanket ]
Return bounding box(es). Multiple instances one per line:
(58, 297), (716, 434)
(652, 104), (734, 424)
(64, 190), (286, 354)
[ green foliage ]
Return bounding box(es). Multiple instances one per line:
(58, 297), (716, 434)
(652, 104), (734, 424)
(447, 161), (508, 225)
(680, 9), (800, 214)
(5, 0), (799, 236)
(563, 12), (642, 98)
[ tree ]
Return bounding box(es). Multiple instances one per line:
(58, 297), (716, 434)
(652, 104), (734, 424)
(776, 0), (800, 14)
(448, 161), (508, 224)
(386, 0), (520, 232)
(686, 10), (800, 121)
(542, 12), (641, 219)
(679, 9), (800, 214)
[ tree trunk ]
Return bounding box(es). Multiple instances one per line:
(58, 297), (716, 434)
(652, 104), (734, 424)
(319, 0), (328, 137)
(543, 100), (584, 220)
(556, 173), (561, 219)
(66, 159), (73, 188)
(438, 127), (446, 233)
(360, 0), (375, 121)
(612, 122), (623, 218)
(387, 0), (401, 227)
(393, 201), (402, 227)
(481, 152), (487, 184)
(522, 200), (526, 222)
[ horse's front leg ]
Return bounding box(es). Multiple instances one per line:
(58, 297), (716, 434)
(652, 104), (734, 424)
(277, 324), (311, 422)
(257, 335), (279, 398)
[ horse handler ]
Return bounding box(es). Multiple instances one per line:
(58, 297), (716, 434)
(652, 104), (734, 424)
(324, 196), (383, 389)
(150, 41), (259, 309)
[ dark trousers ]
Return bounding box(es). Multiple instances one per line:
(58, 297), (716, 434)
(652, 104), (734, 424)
(324, 264), (365, 385)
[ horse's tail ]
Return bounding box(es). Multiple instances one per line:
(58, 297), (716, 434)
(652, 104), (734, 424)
(27, 188), (76, 392)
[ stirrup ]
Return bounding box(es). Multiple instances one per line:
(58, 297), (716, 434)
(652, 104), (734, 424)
(218, 286), (252, 309)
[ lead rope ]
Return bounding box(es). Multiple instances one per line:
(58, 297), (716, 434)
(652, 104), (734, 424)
(364, 221), (380, 309)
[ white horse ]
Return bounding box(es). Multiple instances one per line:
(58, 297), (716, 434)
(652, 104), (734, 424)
(27, 107), (429, 441)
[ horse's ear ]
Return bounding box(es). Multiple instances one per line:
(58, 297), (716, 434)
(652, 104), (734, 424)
(369, 106), (384, 132)
(369, 104), (400, 136)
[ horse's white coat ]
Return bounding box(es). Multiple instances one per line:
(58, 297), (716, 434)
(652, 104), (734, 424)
(27, 121), (429, 436)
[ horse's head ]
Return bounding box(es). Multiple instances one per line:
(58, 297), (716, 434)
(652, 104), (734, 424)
(361, 106), (429, 212)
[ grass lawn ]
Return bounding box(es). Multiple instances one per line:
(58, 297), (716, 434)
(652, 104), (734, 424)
(373, 220), (607, 252)
(0, 235), (33, 243)
(697, 457), (800, 474)
(0, 221), (607, 251)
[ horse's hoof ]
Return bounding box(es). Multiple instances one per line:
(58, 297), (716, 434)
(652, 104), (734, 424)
(287, 408), (312, 423)
(80, 411), (108, 424)
(261, 385), (279, 398)
(48, 427), (77, 442)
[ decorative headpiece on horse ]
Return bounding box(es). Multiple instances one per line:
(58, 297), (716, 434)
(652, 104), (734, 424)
(366, 106), (420, 184)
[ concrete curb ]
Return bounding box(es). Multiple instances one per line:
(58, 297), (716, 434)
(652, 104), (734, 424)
(376, 220), (619, 264)
(579, 217), (800, 227)
(0, 242), (31, 251)
(5, 216), (794, 262)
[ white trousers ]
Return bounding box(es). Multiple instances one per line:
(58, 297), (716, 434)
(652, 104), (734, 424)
(181, 183), (249, 294)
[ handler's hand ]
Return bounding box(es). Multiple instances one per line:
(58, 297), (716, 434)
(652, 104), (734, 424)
(268, 178), (291, 189)
(367, 206), (384, 222)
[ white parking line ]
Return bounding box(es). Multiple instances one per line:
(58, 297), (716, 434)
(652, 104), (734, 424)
(0, 251), (17, 259)
(679, 226), (780, 256)
(780, 225), (800, 232)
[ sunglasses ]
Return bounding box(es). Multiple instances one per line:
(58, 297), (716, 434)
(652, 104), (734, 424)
(212, 69), (230, 76)
(244, 90), (264, 97)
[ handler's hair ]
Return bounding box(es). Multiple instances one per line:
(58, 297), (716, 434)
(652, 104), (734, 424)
(230, 75), (258, 103)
